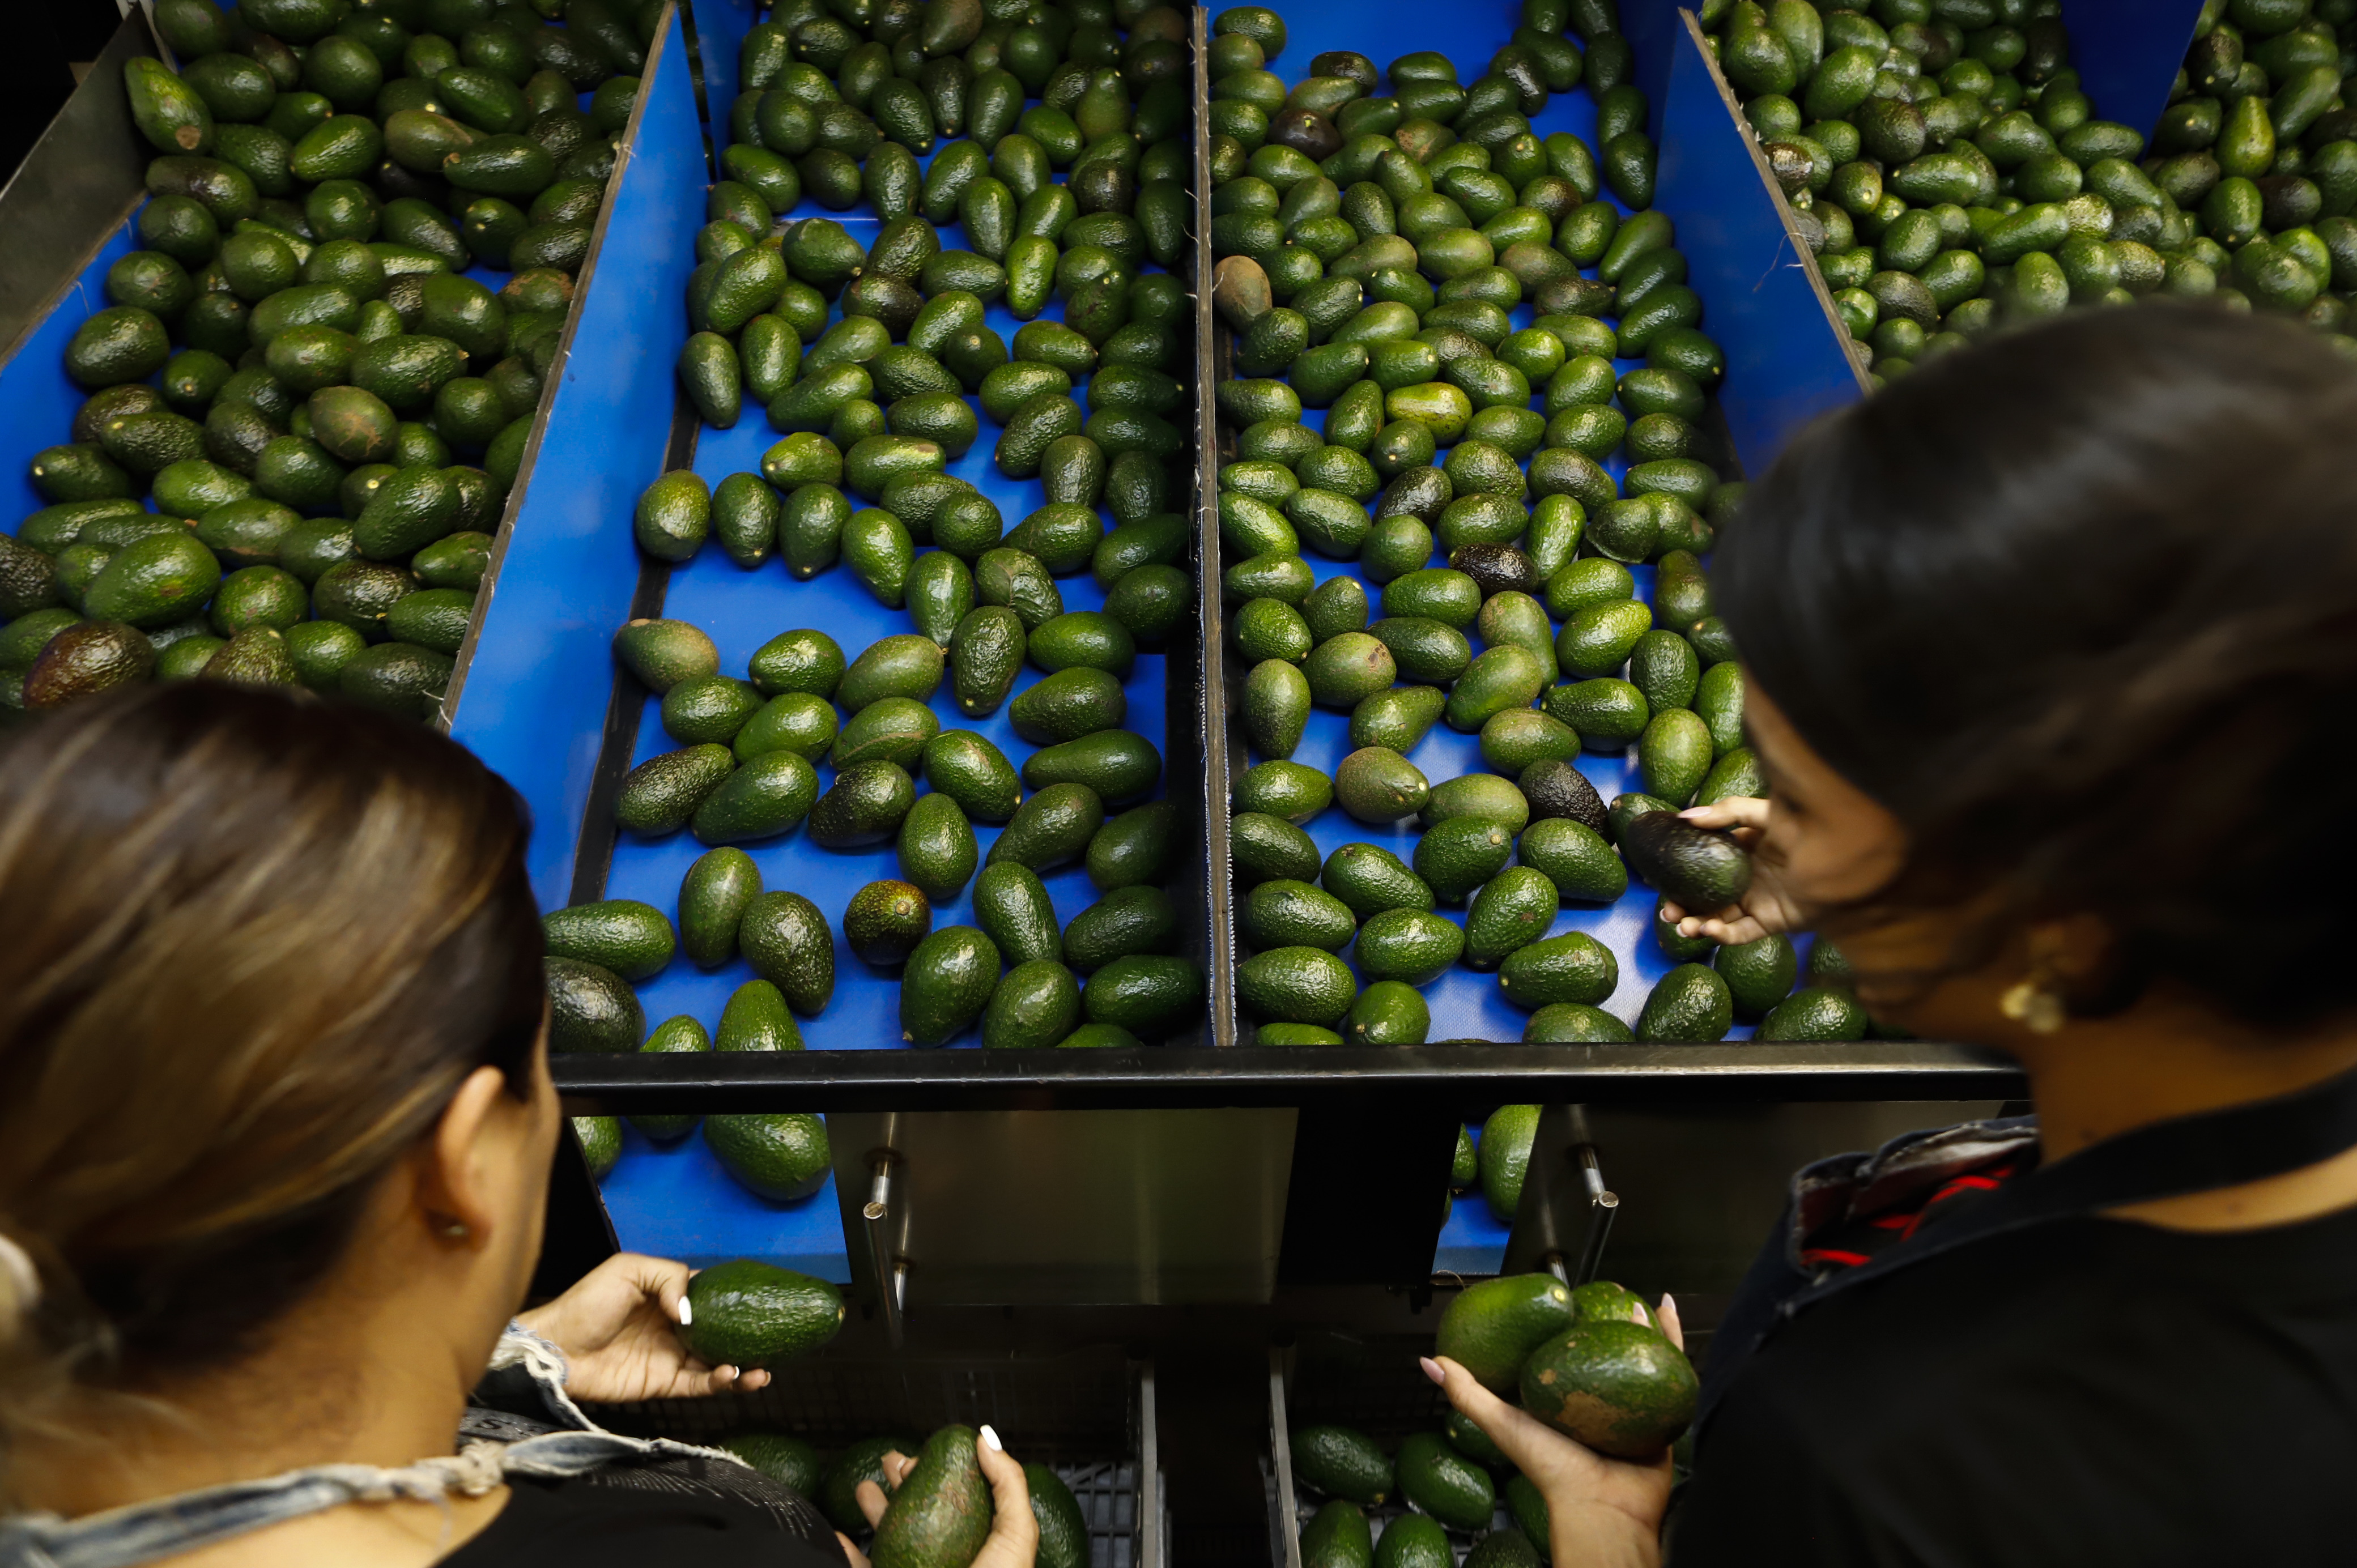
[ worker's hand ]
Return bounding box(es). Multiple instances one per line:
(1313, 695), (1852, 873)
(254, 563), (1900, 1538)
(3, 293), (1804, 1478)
(1421, 1295), (1686, 1568)
(851, 1429), (1039, 1568)
(1660, 798), (1809, 945)
(517, 1252), (771, 1403)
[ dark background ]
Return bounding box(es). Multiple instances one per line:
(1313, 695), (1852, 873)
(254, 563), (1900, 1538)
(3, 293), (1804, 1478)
(1, 2), (138, 194)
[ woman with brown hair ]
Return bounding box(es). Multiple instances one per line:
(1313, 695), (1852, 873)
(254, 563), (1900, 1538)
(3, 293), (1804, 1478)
(1432, 305), (2357, 1563)
(0, 684), (1039, 1566)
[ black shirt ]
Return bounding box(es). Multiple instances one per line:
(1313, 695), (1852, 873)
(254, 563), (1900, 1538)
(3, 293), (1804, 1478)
(441, 1471), (850, 1566)
(1674, 1174), (2357, 1563)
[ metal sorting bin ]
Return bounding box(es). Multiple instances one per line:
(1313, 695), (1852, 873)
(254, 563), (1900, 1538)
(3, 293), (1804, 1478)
(0, 5), (690, 727)
(1196, 5), (1865, 1050)
(594, 1341), (1165, 1568)
(1264, 1337), (1491, 1568)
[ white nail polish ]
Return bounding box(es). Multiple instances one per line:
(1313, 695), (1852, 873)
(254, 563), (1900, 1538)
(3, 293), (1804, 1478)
(980, 1424), (1003, 1451)
(678, 1297), (694, 1326)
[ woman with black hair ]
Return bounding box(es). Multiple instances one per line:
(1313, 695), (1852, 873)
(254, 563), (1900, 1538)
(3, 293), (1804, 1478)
(1432, 304), (2357, 1564)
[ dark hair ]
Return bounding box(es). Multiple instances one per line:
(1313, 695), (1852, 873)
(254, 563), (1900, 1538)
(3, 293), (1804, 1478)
(0, 684), (542, 1454)
(1716, 304), (2357, 1026)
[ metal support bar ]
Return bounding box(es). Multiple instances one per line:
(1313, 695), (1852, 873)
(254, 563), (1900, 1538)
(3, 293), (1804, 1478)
(555, 1042), (2026, 1116)
(862, 1147), (907, 1349)
(1267, 1350), (1302, 1568)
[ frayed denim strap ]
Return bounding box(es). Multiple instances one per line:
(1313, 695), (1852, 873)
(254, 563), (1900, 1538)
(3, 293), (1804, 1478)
(0, 1324), (744, 1568)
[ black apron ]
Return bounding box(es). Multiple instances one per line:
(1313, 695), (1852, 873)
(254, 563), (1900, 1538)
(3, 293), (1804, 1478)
(1699, 1060), (2357, 1425)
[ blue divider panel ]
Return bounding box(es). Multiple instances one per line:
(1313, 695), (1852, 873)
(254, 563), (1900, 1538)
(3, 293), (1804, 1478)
(1620, 0), (1684, 140)
(448, 7), (705, 909)
(688, 0), (764, 137)
(1652, 14), (1864, 476)
(597, 1118), (856, 1277)
(1435, 1120), (1512, 1276)
(2062, 0), (2206, 142)
(0, 222), (141, 522)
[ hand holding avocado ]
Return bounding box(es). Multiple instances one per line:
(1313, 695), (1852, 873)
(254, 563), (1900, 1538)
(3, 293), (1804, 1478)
(845, 1425), (1043, 1568)
(1419, 1292), (1688, 1565)
(516, 1250), (775, 1402)
(1656, 796), (1807, 946)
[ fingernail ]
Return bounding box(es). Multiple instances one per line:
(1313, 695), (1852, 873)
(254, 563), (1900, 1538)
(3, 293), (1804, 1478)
(1678, 807), (1711, 819)
(980, 1424), (1003, 1451)
(678, 1297), (693, 1326)
(1660, 1293), (1675, 1313)
(1419, 1357), (1444, 1385)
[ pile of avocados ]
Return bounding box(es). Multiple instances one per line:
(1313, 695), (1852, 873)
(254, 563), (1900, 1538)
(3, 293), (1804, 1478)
(1211, 0), (1870, 1043)
(1701, 0), (2357, 374)
(574, 615), (1199, 1060)
(1292, 1274), (1697, 1568)
(542, 2), (1206, 1068)
(0, 0), (650, 717)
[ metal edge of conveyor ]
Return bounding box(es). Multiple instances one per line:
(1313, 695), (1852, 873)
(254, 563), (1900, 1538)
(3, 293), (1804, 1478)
(1267, 1348), (1304, 1568)
(439, 0), (682, 732)
(552, 1040), (2028, 1113)
(1673, 6), (1873, 395)
(1190, 4), (1238, 1049)
(0, 12), (156, 368)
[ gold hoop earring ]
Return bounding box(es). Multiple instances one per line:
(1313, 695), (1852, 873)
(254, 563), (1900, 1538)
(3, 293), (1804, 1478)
(2000, 975), (2066, 1034)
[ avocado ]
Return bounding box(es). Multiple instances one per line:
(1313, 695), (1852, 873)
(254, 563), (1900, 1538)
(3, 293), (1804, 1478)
(718, 980), (805, 1055)
(655, 674), (761, 748)
(1413, 816), (1515, 904)
(1518, 1319), (1696, 1459)
(820, 1435), (926, 1533)
(1463, 1528), (1540, 1568)
(1343, 980), (1429, 1046)
(679, 1259), (844, 1368)
(837, 877), (934, 972)
(1087, 800), (1177, 890)
(872, 1426), (992, 1568)
(1715, 934), (1798, 1019)
(1444, 1406), (1507, 1467)
(983, 957), (1083, 1049)
(1333, 746), (1430, 825)
(1620, 811), (1752, 912)
(22, 620), (155, 707)
(738, 890), (836, 1015)
(680, 847), (761, 968)
(613, 617), (720, 693)
(1394, 1432), (1494, 1532)
(1026, 1463), (1088, 1568)
(1636, 962), (1734, 1042)
(615, 744), (735, 835)
(810, 760), (917, 848)
(542, 898), (674, 981)
(1518, 817), (1626, 904)
(546, 956), (641, 1054)
(900, 925), (1001, 1045)
(987, 781), (1103, 871)
(1080, 954), (1202, 1038)
(1291, 1424), (1392, 1506)
(705, 1113), (834, 1202)
(839, 632), (946, 712)
(1436, 1271), (1576, 1394)
(1524, 1002), (1635, 1043)
(1302, 1500), (1373, 1568)
(1241, 879), (1357, 954)
(1757, 985), (1870, 1041)
(1375, 1514), (1453, 1568)
(628, 1015), (710, 1143)
(1479, 1103), (1539, 1218)
(1239, 945), (1358, 1025)
(692, 749), (820, 845)
(1351, 685), (1446, 753)
(1352, 908), (1465, 987)
(718, 1433), (824, 1496)
(1062, 885), (1177, 970)
(968, 861), (1060, 968)
(572, 1115), (621, 1180)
